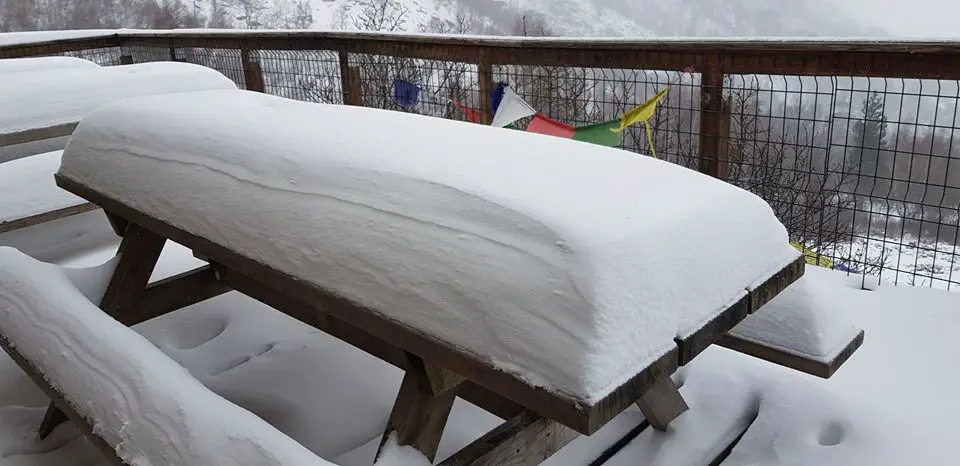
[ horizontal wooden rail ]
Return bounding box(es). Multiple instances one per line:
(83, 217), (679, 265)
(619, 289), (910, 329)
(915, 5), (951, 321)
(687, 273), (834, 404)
(2, 31), (960, 78)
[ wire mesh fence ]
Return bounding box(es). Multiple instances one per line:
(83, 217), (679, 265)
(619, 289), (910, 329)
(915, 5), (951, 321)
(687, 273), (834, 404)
(9, 37), (960, 290)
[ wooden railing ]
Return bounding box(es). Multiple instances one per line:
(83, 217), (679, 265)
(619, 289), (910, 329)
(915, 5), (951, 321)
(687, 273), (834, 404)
(3, 31), (960, 289)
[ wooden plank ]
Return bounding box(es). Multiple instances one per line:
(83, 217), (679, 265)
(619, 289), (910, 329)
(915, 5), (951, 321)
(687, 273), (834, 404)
(717, 329), (865, 379)
(112, 32), (960, 79)
(0, 202), (99, 234)
(0, 337), (128, 465)
(376, 354), (458, 463)
(750, 256), (806, 313)
(675, 295), (750, 366)
(0, 35), (120, 59)
(54, 174), (799, 435)
(409, 354), (466, 396)
(104, 211), (129, 237)
(214, 264), (523, 420)
(40, 220), (165, 438)
(477, 56), (493, 125)
(0, 122), (77, 148)
(698, 63), (723, 177)
(127, 265), (231, 326)
(635, 377), (688, 431)
(439, 411), (578, 466)
(241, 49), (265, 93)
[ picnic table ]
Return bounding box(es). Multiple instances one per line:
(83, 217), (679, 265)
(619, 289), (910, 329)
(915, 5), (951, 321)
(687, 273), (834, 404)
(0, 88), (863, 465)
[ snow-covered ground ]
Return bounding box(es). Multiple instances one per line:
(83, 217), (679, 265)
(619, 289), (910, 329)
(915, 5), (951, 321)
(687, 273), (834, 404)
(827, 237), (960, 291)
(0, 217), (955, 465)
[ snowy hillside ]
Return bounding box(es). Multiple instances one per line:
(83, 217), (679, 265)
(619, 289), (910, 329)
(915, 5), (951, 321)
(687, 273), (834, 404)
(305, 0), (884, 36)
(211, 0), (884, 37)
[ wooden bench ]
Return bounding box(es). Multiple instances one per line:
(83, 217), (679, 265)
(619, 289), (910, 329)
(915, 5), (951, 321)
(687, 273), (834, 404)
(9, 88), (875, 465)
(0, 61), (237, 163)
(0, 151), (99, 235)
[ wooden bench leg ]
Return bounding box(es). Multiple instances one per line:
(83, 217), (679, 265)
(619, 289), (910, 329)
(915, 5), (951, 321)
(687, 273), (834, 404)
(439, 411), (578, 466)
(635, 377), (688, 431)
(38, 221), (166, 440)
(374, 354), (462, 463)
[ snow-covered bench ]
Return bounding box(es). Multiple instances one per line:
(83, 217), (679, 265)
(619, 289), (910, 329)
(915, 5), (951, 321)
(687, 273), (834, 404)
(0, 61), (237, 163)
(0, 248), (334, 466)
(0, 56), (99, 75)
(0, 150), (98, 235)
(39, 88), (817, 464)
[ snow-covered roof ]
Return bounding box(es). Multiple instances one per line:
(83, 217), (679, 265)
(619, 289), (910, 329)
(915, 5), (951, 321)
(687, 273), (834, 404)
(0, 62), (237, 137)
(57, 89), (799, 402)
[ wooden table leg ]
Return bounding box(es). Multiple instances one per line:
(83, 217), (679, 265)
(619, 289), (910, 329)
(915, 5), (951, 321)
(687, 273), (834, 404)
(38, 221), (165, 439)
(439, 411), (578, 466)
(374, 354), (462, 463)
(636, 377), (688, 431)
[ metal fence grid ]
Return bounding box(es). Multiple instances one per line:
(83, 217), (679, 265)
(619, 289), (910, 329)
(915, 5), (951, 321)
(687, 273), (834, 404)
(13, 39), (960, 290)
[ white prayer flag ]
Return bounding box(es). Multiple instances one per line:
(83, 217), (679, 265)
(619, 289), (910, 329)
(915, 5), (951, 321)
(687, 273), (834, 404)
(491, 87), (536, 127)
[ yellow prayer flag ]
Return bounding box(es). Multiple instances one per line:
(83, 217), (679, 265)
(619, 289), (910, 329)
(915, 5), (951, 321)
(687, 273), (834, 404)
(611, 86), (672, 133)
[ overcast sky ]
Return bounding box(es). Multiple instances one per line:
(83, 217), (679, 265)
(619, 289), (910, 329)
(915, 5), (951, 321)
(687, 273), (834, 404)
(834, 0), (960, 37)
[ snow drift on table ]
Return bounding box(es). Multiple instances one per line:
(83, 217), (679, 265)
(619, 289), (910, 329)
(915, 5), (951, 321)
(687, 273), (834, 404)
(0, 61), (237, 136)
(58, 89), (800, 402)
(0, 247), (334, 466)
(0, 56), (99, 75)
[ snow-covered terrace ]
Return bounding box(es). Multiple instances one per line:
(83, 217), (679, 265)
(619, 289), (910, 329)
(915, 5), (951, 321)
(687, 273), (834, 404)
(0, 32), (958, 465)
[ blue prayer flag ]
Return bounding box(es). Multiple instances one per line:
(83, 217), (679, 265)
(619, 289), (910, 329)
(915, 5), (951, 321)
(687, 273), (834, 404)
(393, 79), (421, 108)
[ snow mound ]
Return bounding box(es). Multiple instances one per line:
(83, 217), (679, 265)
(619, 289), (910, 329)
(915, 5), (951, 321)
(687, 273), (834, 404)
(0, 56), (98, 75)
(58, 89), (799, 402)
(0, 62), (237, 136)
(729, 272), (862, 362)
(0, 248), (333, 466)
(0, 151), (87, 225)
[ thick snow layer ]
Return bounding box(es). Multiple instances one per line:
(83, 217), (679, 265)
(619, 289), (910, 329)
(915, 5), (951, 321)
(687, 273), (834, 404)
(0, 57), (98, 75)
(58, 88), (799, 402)
(728, 273), (862, 362)
(0, 248), (334, 466)
(0, 151), (86, 225)
(0, 62), (237, 136)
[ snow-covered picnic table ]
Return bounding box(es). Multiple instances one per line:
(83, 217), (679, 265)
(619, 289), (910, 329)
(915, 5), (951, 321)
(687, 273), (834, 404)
(0, 60), (237, 163)
(0, 88), (866, 465)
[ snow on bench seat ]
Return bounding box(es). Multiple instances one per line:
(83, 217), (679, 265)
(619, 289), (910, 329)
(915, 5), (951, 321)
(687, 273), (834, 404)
(0, 247), (334, 466)
(0, 56), (99, 75)
(0, 150), (96, 233)
(57, 89), (801, 403)
(0, 61), (237, 157)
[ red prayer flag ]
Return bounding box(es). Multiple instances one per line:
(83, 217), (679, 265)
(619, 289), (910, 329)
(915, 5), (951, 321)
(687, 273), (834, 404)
(453, 97), (482, 123)
(526, 114), (575, 138)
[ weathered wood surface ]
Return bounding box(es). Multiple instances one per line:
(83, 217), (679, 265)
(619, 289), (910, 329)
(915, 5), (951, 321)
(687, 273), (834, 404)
(0, 122), (77, 148)
(717, 329), (865, 379)
(214, 263), (524, 420)
(440, 411), (579, 466)
(0, 202), (99, 234)
(635, 377), (689, 431)
(0, 336), (128, 465)
(133, 265), (231, 326)
(55, 174), (805, 435)
(675, 255), (805, 366)
(376, 354), (458, 463)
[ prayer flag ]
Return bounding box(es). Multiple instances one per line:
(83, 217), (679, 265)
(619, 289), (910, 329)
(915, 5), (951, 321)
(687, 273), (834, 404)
(526, 114), (575, 138)
(393, 79), (420, 108)
(491, 86), (536, 128)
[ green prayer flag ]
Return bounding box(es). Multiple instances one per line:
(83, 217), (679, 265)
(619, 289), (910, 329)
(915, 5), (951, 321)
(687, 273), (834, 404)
(572, 119), (621, 147)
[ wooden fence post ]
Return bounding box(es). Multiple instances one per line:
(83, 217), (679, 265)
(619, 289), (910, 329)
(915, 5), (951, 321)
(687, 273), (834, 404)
(168, 47), (177, 62)
(241, 48), (265, 93)
(477, 55), (494, 125)
(119, 55), (133, 65)
(339, 51), (364, 106)
(698, 60), (729, 179)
